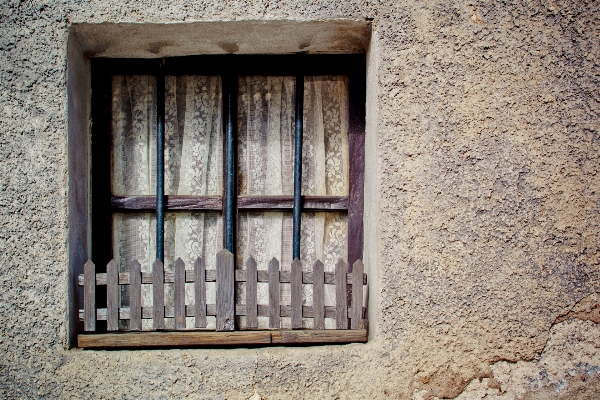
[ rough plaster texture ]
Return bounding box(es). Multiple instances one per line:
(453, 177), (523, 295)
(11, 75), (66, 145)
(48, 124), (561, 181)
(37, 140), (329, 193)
(1, 0), (599, 398)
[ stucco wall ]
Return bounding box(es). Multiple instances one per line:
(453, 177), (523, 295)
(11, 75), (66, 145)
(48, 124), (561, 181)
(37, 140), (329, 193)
(1, 1), (599, 398)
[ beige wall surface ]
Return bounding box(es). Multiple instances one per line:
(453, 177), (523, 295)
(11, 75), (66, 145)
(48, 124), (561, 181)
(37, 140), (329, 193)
(1, 1), (599, 398)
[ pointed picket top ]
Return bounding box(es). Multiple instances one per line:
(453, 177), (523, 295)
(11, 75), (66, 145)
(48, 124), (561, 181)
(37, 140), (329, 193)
(174, 257), (185, 268)
(247, 255), (257, 267)
(217, 248), (234, 257)
(352, 259), (364, 272)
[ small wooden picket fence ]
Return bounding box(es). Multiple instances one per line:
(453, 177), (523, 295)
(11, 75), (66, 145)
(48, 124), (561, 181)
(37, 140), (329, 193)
(79, 249), (366, 336)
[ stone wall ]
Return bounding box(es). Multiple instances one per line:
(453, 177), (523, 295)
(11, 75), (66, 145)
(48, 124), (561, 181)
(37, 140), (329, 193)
(1, 0), (599, 398)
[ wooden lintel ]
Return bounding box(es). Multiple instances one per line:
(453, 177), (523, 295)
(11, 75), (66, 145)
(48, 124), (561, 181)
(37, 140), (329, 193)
(78, 329), (367, 348)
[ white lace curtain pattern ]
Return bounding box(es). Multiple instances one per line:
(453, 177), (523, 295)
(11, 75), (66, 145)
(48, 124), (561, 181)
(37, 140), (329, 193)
(111, 74), (349, 330)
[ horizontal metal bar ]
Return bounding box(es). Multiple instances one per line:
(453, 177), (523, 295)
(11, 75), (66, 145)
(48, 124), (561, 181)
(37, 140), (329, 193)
(79, 304), (366, 320)
(111, 195), (348, 211)
(78, 270), (367, 286)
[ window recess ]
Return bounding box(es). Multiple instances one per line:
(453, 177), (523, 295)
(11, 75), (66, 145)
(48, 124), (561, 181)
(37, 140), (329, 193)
(80, 55), (366, 348)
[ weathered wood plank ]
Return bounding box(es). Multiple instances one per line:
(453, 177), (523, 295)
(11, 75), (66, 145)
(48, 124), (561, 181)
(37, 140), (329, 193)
(271, 329), (367, 344)
(152, 259), (165, 330)
(351, 259), (364, 330)
(111, 195), (222, 211)
(291, 258), (303, 329)
(79, 305), (366, 321)
(313, 260), (325, 330)
(78, 329), (367, 348)
(216, 249), (235, 331)
(269, 258), (280, 329)
(79, 270), (366, 285)
(174, 258), (186, 329)
(335, 259), (348, 330)
(194, 258), (207, 329)
(78, 331), (272, 348)
(237, 195), (348, 211)
(106, 260), (119, 331)
(245, 257), (258, 329)
(84, 260), (96, 332)
(129, 260), (142, 331)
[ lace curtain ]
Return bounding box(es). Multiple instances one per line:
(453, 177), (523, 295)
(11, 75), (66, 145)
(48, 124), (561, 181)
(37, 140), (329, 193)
(111, 74), (348, 330)
(236, 75), (349, 328)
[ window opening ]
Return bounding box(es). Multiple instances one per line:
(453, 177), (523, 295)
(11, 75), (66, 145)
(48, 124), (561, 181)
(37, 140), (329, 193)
(80, 55), (366, 347)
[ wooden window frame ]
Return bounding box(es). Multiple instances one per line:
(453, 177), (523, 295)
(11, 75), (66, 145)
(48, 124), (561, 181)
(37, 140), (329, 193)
(87, 54), (366, 345)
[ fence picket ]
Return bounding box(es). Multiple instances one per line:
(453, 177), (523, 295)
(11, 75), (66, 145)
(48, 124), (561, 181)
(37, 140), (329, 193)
(313, 260), (324, 330)
(153, 259), (165, 330)
(291, 258), (303, 329)
(106, 260), (118, 331)
(194, 258), (207, 328)
(245, 257), (258, 329)
(216, 249), (234, 331)
(174, 258), (186, 329)
(351, 259), (364, 329)
(335, 259), (348, 329)
(129, 260), (142, 331)
(84, 260), (96, 332)
(269, 258), (280, 329)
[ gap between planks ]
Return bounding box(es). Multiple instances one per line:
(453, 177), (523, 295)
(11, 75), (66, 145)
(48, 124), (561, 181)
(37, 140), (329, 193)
(78, 329), (367, 348)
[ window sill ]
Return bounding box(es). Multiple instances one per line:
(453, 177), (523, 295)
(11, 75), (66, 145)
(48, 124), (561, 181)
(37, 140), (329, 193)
(78, 329), (367, 348)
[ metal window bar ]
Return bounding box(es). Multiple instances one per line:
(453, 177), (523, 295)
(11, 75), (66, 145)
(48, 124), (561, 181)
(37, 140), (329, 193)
(292, 73), (304, 260)
(156, 64), (165, 262)
(154, 57), (306, 263)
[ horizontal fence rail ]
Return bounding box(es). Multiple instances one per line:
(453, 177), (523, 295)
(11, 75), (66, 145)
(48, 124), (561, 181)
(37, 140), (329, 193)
(79, 249), (367, 336)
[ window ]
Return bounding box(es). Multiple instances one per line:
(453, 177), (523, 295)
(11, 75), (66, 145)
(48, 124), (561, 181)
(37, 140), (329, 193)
(83, 55), (366, 346)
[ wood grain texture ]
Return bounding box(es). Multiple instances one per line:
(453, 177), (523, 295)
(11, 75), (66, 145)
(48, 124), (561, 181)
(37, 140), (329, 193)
(111, 195), (222, 211)
(268, 258), (280, 329)
(79, 269), (366, 285)
(152, 259), (165, 330)
(335, 259), (348, 330)
(194, 258), (207, 328)
(78, 331), (272, 348)
(129, 260), (142, 331)
(245, 257), (258, 329)
(78, 329), (367, 348)
(216, 249), (235, 331)
(291, 258), (303, 329)
(237, 196), (348, 211)
(83, 260), (96, 332)
(351, 259), (364, 330)
(348, 72), (366, 268)
(106, 260), (118, 331)
(174, 258), (186, 329)
(313, 260), (325, 330)
(271, 329), (367, 344)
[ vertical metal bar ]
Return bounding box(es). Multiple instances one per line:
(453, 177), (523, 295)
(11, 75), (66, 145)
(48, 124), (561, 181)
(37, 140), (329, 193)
(156, 66), (165, 262)
(292, 73), (304, 260)
(223, 74), (237, 252)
